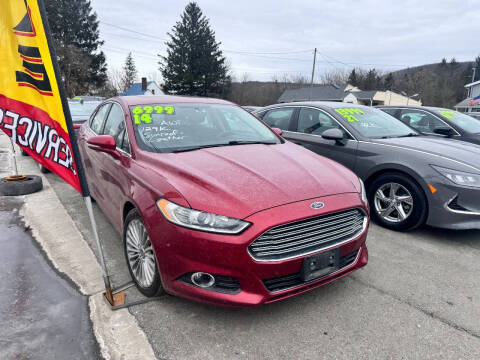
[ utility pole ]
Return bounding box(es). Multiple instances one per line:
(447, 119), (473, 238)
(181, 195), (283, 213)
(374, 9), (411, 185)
(470, 67), (477, 98)
(310, 48), (317, 87)
(309, 48), (317, 101)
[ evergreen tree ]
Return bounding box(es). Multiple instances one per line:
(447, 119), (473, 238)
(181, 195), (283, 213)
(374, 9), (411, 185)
(122, 52), (137, 92)
(384, 73), (394, 90)
(473, 56), (480, 82)
(45, 0), (107, 97)
(347, 69), (359, 87)
(159, 2), (230, 97)
(363, 69), (379, 90)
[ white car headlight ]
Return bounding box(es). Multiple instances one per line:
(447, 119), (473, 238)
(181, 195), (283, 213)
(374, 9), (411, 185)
(359, 178), (368, 204)
(431, 165), (480, 188)
(157, 199), (251, 234)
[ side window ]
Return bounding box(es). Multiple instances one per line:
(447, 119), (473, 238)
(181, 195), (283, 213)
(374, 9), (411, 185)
(262, 108), (294, 130)
(102, 104), (126, 142)
(381, 108), (399, 118)
(90, 104), (110, 134)
(297, 108), (350, 138)
(118, 128), (131, 154)
(400, 110), (447, 134)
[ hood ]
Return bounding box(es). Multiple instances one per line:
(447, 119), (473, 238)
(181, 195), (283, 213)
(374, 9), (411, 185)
(373, 136), (480, 170)
(141, 142), (359, 219)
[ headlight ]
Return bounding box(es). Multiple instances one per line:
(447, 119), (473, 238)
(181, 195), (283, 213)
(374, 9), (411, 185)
(359, 178), (368, 204)
(431, 165), (480, 188)
(156, 199), (251, 234)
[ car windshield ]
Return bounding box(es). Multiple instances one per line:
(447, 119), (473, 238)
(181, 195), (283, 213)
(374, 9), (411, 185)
(69, 101), (100, 116)
(434, 109), (480, 133)
(130, 103), (281, 153)
(332, 106), (419, 138)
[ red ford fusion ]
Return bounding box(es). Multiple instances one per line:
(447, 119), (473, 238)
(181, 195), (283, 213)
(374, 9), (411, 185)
(78, 95), (369, 306)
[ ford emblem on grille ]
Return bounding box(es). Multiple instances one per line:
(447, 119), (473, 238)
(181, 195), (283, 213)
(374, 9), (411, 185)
(310, 202), (324, 209)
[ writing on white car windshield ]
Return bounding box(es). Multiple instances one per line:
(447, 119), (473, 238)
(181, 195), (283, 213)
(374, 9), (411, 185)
(130, 103), (280, 153)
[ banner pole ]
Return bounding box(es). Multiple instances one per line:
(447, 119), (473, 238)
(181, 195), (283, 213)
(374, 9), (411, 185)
(37, 0), (115, 303)
(9, 138), (18, 176)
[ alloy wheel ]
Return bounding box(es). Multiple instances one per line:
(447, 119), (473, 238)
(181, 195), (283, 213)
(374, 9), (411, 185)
(125, 219), (156, 288)
(374, 182), (413, 223)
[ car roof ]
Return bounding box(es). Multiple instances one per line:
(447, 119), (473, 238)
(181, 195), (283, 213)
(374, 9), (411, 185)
(263, 101), (374, 110)
(377, 105), (452, 112)
(113, 95), (233, 107)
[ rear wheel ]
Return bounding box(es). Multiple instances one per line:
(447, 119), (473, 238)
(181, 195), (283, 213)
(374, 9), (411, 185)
(368, 173), (427, 231)
(123, 208), (164, 297)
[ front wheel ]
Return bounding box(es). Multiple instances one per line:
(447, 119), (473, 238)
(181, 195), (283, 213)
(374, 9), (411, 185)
(123, 208), (164, 297)
(368, 173), (427, 231)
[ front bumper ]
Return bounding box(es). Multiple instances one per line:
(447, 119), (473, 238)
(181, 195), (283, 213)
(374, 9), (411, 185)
(426, 179), (480, 230)
(145, 193), (369, 307)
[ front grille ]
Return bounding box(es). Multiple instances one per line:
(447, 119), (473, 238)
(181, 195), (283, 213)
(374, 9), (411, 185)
(263, 249), (359, 292)
(248, 209), (366, 261)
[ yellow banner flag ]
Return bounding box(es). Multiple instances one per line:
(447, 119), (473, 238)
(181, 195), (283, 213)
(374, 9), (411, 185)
(0, 0), (86, 194)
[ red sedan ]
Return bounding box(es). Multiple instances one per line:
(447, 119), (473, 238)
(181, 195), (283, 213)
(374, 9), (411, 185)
(78, 96), (369, 306)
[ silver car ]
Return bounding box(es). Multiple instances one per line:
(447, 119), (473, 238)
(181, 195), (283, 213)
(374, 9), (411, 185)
(255, 102), (480, 231)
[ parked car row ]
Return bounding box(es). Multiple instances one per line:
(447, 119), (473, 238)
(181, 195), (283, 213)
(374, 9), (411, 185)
(254, 103), (480, 231)
(58, 95), (480, 306)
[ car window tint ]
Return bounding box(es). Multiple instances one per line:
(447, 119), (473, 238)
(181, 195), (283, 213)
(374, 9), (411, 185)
(262, 108), (294, 130)
(381, 108), (398, 117)
(298, 107), (349, 138)
(118, 128), (131, 154)
(90, 104), (110, 134)
(102, 104), (125, 141)
(399, 110), (447, 134)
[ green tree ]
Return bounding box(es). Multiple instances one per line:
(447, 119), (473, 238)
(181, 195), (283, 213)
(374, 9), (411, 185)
(384, 73), (394, 90)
(473, 56), (480, 82)
(159, 2), (230, 97)
(347, 68), (359, 87)
(45, 0), (107, 97)
(121, 52), (137, 92)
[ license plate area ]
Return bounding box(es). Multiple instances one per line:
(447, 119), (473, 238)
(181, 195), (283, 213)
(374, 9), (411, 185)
(300, 248), (340, 282)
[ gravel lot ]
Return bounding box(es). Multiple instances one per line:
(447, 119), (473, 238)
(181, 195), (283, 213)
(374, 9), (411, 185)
(44, 168), (480, 360)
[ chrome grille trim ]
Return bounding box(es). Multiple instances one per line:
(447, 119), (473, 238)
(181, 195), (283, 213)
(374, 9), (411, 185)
(248, 208), (367, 262)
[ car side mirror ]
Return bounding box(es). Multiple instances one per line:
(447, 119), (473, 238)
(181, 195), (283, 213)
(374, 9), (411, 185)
(433, 127), (455, 137)
(272, 127), (283, 136)
(87, 135), (119, 158)
(321, 128), (345, 144)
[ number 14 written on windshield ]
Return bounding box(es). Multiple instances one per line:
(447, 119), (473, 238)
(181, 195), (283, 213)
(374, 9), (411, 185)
(131, 105), (175, 124)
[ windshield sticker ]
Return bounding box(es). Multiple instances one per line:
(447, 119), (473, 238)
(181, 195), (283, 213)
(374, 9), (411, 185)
(131, 105), (175, 125)
(335, 108), (365, 122)
(438, 110), (455, 120)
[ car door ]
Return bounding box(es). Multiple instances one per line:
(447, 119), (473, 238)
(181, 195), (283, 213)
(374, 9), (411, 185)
(94, 102), (132, 229)
(78, 102), (111, 199)
(283, 107), (358, 171)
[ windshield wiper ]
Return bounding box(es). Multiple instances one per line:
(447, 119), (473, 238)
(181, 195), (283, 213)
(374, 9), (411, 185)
(171, 141), (277, 153)
(227, 140), (277, 145)
(380, 133), (418, 139)
(397, 133), (419, 138)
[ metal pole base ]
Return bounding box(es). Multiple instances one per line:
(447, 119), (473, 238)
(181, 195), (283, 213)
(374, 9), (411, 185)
(103, 280), (163, 310)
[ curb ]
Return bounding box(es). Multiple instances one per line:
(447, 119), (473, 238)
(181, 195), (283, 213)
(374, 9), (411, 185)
(1, 133), (156, 360)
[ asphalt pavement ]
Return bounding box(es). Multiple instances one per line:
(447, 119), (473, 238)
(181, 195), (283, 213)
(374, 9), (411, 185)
(45, 170), (480, 360)
(0, 196), (100, 360)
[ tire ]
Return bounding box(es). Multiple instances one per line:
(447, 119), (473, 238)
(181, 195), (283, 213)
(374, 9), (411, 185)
(123, 208), (164, 297)
(39, 163), (50, 174)
(368, 172), (427, 231)
(0, 175), (43, 196)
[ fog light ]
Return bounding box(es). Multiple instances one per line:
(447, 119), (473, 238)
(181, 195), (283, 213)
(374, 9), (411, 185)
(191, 272), (215, 288)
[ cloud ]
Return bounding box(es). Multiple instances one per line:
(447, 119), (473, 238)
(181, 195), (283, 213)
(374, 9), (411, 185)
(91, 0), (480, 82)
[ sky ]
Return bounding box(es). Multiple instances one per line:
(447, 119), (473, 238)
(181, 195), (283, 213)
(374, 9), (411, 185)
(91, 0), (480, 83)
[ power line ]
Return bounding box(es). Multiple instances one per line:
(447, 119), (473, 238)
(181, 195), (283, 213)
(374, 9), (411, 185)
(100, 21), (168, 41)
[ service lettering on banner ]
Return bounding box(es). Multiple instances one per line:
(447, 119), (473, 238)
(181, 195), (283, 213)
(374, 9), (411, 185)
(0, 0), (83, 193)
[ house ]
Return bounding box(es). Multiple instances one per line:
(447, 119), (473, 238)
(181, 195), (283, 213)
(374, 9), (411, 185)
(455, 80), (480, 113)
(278, 84), (421, 106)
(120, 77), (164, 96)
